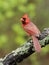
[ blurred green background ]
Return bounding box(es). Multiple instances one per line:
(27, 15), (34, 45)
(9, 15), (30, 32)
(0, 0), (49, 65)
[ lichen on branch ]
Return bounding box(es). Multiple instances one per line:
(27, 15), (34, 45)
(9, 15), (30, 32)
(0, 28), (49, 65)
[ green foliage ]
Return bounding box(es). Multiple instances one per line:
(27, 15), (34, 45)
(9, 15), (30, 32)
(0, 0), (49, 65)
(15, 36), (26, 45)
(0, 35), (8, 47)
(12, 24), (26, 36)
(0, 0), (36, 51)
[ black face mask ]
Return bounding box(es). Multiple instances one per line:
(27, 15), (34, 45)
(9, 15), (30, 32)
(22, 18), (26, 24)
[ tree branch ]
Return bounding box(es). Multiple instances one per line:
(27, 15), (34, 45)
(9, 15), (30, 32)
(0, 28), (49, 65)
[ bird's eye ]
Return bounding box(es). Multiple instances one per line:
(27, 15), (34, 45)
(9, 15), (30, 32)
(22, 18), (26, 24)
(23, 18), (26, 21)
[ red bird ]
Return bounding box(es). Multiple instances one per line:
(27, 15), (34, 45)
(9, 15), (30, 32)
(20, 14), (41, 52)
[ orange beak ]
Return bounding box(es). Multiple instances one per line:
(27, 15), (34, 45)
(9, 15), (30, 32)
(20, 18), (24, 22)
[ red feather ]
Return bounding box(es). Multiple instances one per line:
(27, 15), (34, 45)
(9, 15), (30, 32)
(21, 14), (41, 52)
(23, 22), (40, 35)
(32, 36), (41, 52)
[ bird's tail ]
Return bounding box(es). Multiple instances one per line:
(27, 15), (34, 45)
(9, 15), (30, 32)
(32, 35), (41, 52)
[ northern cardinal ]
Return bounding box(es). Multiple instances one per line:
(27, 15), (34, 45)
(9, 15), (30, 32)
(20, 14), (41, 52)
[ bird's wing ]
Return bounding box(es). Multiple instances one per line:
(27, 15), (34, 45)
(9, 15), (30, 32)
(24, 22), (40, 35)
